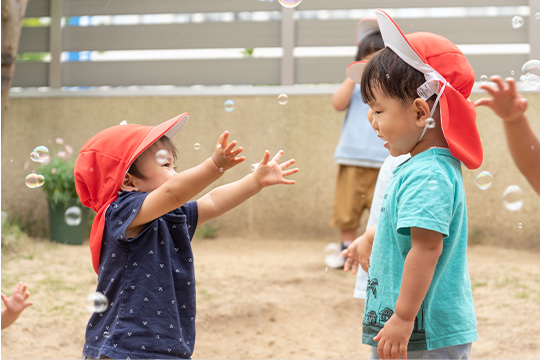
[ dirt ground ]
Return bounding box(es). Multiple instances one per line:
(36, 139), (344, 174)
(1, 236), (540, 359)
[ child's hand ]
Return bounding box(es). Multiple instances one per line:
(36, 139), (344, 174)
(341, 238), (360, 274)
(475, 76), (528, 123)
(373, 314), (414, 359)
(211, 131), (246, 171)
(253, 150), (298, 188)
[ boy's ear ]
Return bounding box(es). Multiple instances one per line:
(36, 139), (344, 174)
(120, 173), (138, 192)
(412, 98), (432, 128)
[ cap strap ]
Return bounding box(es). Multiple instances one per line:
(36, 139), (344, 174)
(417, 81), (447, 143)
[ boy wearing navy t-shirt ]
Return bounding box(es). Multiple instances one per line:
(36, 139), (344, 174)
(75, 113), (298, 359)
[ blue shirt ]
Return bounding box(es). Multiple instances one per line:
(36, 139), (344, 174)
(83, 191), (199, 359)
(334, 83), (388, 167)
(362, 149), (478, 351)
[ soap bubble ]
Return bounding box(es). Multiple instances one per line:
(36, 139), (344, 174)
(475, 171), (494, 190)
(511, 15), (524, 29)
(277, 93), (289, 105)
(64, 206), (83, 226)
(30, 146), (49, 163)
(428, 180), (438, 190)
(502, 185), (524, 211)
(86, 292), (109, 313)
(480, 75), (489, 84)
(224, 99), (235, 112)
(278, 0), (302, 8)
(536, 12), (540, 20)
(155, 149), (169, 165)
(193, 143), (201, 150)
(250, 163), (259, 172)
(520, 59), (540, 90)
(25, 173), (45, 188)
(119, 120), (128, 125)
(518, 222), (523, 229)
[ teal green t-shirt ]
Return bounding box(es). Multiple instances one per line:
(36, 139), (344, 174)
(362, 148), (478, 351)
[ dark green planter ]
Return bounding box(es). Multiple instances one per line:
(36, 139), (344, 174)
(48, 198), (89, 245)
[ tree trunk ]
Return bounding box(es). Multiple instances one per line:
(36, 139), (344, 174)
(1, 0), (29, 129)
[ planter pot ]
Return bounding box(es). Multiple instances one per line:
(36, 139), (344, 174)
(48, 198), (89, 245)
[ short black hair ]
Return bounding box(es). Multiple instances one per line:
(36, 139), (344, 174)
(360, 47), (435, 106)
(355, 30), (385, 61)
(127, 136), (178, 179)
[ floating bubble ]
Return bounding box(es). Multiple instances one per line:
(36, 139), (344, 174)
(250, 163), (259, 172)
(475, 171), (494, 190)
(119, 120), (128, 125)
(103, 331), (111, 338)
(520, 59), (540, 89)
(224, 99), (235, 112)
(536, 12), (540, 20)
(502, 185), (524, 211)
(155, 149), (169, 165)
(426, 117), (436, 129)
(480, 75), (489, 84)
(277, 93), (289, 105)
(30, 146), (49, 163)
(219, 167), (224, 173)
(511, 15), (524, 29)
(25, 173), (45, 188)
(428, 180), (438, 190)
(518, 222), (523, 229)
(64, 206), (82, 226)
(277, 0), (302, 8)
(193, 143), (201, 150)
(86, 292), (109, 313)
(385, 73), (390, 79)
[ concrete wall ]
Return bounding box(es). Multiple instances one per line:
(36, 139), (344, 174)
(2, 91), (539, 249)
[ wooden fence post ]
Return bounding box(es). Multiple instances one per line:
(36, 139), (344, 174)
(529, 0), (540, 60)
(280, 7), (294, 85)
(49, 0), (62, 88)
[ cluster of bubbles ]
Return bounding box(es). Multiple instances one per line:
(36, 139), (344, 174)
(520, 59), (540, 90)
(473, 171), (525, 213)
(25, 146), (49, 188)
(85, 292), (109, 313)
(224, 94), (289, 112)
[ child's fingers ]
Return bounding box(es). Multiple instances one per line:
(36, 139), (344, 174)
(474, 98), (492, 107)
(260, 150), (271, 165)
(271, 150), (284, 164)
(281, 179), (296, 185)
(282, 168), (299, 177)
(400, 343), (408, 360)
(232, 156), (246, 164)
(224, 140), (238, 152)
(218, 131), (229, 147)
(506, 76), (517, 93)
(230, 146), (243, 157)
(489, 75), (506, 91)
(1, 293), (8, 305)
(280, 158), (296, 169)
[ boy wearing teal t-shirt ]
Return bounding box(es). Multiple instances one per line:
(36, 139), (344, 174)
(346, 10), (483, 360)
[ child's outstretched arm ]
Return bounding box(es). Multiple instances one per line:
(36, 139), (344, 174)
(475, 76), (540, 195)
(197, 150), (298, 225)
(1, 282), (33, 330)
(373, 228), (443, 360)
(128, 131), (245, 231)
(332, 77), (356, 111)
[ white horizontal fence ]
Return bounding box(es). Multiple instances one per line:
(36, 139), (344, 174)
(13, 0), (540, 89)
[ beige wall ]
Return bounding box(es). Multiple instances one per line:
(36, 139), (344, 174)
(2, 92), (539, 249)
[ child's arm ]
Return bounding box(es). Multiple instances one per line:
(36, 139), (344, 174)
(342, 223), (376, 274)
(197, 150), (298, 225)
(1, 282), (33, 330)
(129, 131), (245, 231)
(373, 227), (443, 360)
(475, 76), (540, 195)
(332, 77), (356, 111)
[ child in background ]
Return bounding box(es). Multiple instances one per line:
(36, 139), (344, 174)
(329, 18), (387, 268)
(74, 113), (298, 359)
(1, 282), (33, 330)
(346, 9), (481, 359)
(475, 75), (540, 195)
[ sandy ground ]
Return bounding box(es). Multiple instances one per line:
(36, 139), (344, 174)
(1, 236), (540, 359)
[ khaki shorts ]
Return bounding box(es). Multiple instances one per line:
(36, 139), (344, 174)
(330, 165), (380, 230)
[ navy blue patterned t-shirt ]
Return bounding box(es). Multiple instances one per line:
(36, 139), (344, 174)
(83, 191), (198, 359)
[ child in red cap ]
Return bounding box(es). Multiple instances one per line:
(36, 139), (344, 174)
(475, 75), (540, 195)
(74, 113), (298, 359)
(346, 9), (481, 359)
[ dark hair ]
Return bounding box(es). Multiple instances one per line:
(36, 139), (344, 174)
(355, 31), (385, 61)
(127, 136), (178, 179)
(360, 47), (435, 106)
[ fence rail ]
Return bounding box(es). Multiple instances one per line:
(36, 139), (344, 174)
(13, 0), (540, 89)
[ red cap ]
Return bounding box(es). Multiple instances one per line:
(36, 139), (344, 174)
(75, 113), (189, 273)
(346, 10), (483, 170)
